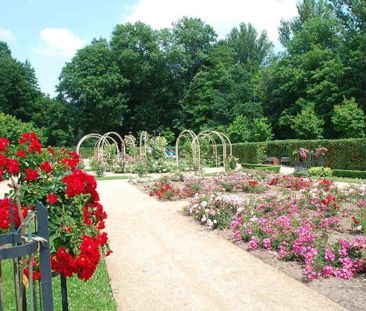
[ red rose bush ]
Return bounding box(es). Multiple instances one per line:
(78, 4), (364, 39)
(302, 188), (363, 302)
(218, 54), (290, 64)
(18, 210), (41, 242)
(0, 133), (110, 281)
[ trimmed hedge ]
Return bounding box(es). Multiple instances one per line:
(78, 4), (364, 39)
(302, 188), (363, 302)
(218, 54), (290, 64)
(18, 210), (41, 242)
(242, 163), (281, 173)
(332, 169), (366, 179)
(232, 138), (366, 170)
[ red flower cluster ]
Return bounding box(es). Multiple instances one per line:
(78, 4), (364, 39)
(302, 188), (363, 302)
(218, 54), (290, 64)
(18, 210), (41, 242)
(0, 198), (25, 230)
(46, 193), (58, 205)
(83, 202), (107, 229)
(51, 247), (76, 277)
(62, 170), (98, 200)
(0, 138), (10, 152)
(40, 161), (52, 173)
(23, 258), (41, 281)
(52, 234), (107, 281)
(16, 150), (27, 158)
(62, 151), (80, 170)
(24, 168), (39, 182)
(19, 132), (42, 154)
(0, 132), (110, 282)
(149, 181), (181, 200)
(268, 175), (313, 190)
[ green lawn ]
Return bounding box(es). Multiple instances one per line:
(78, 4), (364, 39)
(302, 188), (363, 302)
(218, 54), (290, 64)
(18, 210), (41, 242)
(0, 258), (116, 311)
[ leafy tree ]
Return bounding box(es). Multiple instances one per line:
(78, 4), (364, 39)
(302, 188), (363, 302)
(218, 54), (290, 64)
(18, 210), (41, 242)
(227, 22), (273, 67)
(226, 115), (273, 143)
(31, 96), (77, 146)
(262, 0), (344, 138)
(172, 17), (217, 82)
(0, 41), (41, 122)
(58, 39), (128, 136)
(251, 118), (274, 142)
(281, 105), (324, 139)
(331, 98), (365, 138)
(226, 115), (251, 143)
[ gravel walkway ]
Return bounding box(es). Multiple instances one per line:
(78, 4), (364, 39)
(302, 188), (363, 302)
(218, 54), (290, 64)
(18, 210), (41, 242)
(99, 180), (346, 311)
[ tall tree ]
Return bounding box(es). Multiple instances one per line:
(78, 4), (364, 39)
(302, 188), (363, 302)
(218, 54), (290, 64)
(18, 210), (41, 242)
(58, 39), (128, 137)
(227, 23), (273, 67)
(0, 41), (41, 122)
(261, 0), (344, 138)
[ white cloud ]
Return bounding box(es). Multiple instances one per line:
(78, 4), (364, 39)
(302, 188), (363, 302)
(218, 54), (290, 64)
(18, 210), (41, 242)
(125, 0), (298, 42)
(0, 28), (15, 42)
(33, 28), (85, 58)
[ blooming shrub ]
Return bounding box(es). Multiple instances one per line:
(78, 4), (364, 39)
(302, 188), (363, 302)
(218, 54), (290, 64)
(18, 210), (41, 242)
(0, 133), (110, 281)
(185, 193), (245, 229)
(231, 190), (366, 281)
(148, 181), (181, 200)
(179, 170), (366, 281)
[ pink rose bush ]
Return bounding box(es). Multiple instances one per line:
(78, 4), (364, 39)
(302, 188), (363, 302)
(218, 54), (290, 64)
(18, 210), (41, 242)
(184, 193), (246, 229)
(182, 171), (366, 281)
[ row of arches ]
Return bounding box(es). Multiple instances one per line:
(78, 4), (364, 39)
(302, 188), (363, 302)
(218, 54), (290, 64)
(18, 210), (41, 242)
(76, 129), (233, 171)
(175, 130), (232, 171)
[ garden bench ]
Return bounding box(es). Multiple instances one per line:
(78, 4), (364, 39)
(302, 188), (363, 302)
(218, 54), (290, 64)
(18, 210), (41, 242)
(265, 157), (275, 164)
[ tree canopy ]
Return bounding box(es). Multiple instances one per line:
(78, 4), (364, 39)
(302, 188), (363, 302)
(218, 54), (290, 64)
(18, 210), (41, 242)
(1, 1), (366, 145)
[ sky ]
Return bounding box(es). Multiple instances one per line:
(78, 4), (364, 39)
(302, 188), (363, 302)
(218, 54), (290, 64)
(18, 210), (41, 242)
(0, 0), (298, 97)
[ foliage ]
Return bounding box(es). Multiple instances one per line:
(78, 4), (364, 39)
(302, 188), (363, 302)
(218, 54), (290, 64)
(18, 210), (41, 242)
(0, 132), (111, 281)
(241, 163), (281, 173)
(308, 166), (332, 177)
(231, 138), (366, 170)
(0, 113), (46, 143)
(3, 0), (366, 142)
(280, 106), (324, 139)
(0, 42), (41, 122)
(90, 158), (106, 177)
(226, 115), (273, 143)
(331, 98), (365, 138)
(332, 169), (366, 179)
(57, 39), (128, 135)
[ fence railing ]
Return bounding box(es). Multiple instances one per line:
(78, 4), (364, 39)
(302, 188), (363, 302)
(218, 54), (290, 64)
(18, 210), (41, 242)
(0, 202), (54, 311)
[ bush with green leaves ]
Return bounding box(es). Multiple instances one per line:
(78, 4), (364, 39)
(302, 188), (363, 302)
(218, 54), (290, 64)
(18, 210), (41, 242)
(0, 113), (46, 143)
(331, 98), (365, 138)
(332, 169), (366, 179)
(90, 158), (106, 177)
(231, 138), (366, 170)
(308, 167), (332, 177)
(280, 106), (324, 139)
(226, 115), (273, 143)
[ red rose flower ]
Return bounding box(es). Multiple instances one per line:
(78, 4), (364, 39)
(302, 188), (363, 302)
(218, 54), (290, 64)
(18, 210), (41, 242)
(24, 168), (39, 181)
(0, 138), (10, 152)
(47, 147), (55, 155)
(7, 159), (20, 175)
(46, 193), (58, 205)
(16, 150), (27, 158)
(40, 161), (52, 173)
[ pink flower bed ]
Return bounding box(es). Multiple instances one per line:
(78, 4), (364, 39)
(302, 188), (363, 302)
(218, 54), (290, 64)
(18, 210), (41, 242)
(184, 173), (366, 281)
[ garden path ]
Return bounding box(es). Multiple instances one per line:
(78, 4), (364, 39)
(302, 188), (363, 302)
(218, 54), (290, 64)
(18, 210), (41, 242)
(99, 179), (346, 311)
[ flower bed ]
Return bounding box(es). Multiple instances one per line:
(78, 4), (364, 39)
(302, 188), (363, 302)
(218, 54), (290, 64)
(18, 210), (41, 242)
(179, 171), (366, 282)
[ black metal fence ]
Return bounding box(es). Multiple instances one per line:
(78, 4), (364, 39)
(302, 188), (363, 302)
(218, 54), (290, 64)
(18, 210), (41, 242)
(0, 202), (54, 310)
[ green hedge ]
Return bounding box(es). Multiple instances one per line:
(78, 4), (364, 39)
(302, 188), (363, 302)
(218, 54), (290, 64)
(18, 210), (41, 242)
(242, 163), (281, 173)
(232, 138), (366, 170)
(332, 169), (366, 179)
